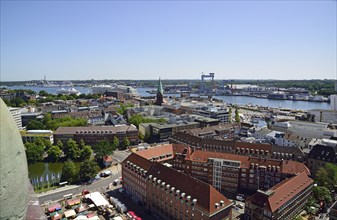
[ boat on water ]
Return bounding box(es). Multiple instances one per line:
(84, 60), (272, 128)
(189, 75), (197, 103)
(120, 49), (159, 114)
(56, 88), (81, 96)
(91, 84), (139, 97)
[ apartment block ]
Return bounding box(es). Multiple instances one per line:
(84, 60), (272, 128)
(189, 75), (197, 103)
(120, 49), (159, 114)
(244, 172), (313, 220)
(122, 153), (233, 220)
(53, 125), (138, 146)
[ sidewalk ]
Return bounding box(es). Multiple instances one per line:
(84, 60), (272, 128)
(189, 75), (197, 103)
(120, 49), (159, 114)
(36, 164), (121, 198)
(36, 184), (79, 198)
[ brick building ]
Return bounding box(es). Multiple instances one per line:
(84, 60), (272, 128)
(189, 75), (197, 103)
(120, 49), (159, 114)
(122, 153), (232, 220)
(173, 149), (310, 196)
(244, 172), (313, 220)
(123, 144), (313, 219)
(170, 132), (305, 162)
(53, 125), (138, 146)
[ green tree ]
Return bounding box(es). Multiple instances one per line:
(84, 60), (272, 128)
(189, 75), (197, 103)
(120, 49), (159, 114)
(25, 142), (44, 164)
(64, 139), (80, 160)
(235, 107), (240, 123)
(121, 137), (130, 150)
(61, 160), (78, 183)
(80, 145), (93, 160)
(79, 160), (99, 182)
(2, 98), (10, 106)
(56, 140), (64, 150)
(228, 107), (232, 123)
(312, 186), (333, 205)
(47, 146), (62, 162)
(34, 137), (51, 150)
(10, 97), (26, 107)
(316, 163), (337, 190)
(39, 90), (49, 96)
(128, 114), (167, 128)
(92, 140), (116, 159)
(26, 120), (46, 130)
(78, 139), (86, 150)
(112, 136), (119, 149)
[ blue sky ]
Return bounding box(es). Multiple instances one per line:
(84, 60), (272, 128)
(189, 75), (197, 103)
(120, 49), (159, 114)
(1, 1), (336, 81)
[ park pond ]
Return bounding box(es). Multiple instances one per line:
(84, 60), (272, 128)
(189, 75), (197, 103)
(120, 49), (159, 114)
(28, 162), (81, 186)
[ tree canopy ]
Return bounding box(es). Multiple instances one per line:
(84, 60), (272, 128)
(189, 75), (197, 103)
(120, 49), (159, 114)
(25, 142), (44, 164)
(47, 146), (62, 162)
(121, 137), (130, 150)
(235, 107), (240, 123)
(128, 114), (167, 128)
(79, 160), (99, 182)
(315, 163), (337, 190)
(61, 160), (78, 183)
(64, 139), (80, 160)
(92, 140), (117, 159)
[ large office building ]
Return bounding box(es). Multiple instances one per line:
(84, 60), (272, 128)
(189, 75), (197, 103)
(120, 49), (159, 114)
(173, 149), (310, 195)
(330, 94), (337, 111)
(122, 152), (233, 220)
(8, 107), (23, 130)
(244, 172), (313, 220)
(53, 125), (139, 145)
(123, 144), (313, 220)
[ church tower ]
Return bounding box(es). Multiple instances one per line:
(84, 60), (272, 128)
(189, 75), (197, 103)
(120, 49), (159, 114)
(154, 78), (164, 106)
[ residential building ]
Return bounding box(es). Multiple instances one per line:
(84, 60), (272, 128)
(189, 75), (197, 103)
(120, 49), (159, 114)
(20, 130), (54, 144)
(244, 172), (313, 220)
(122, 153), (233, 220)
(309, 109), (337, 124)
(53, 125), (139, 146)
(150, 122), (199, 142)
(52, 110), (105, 125)
(307, 142), (337, 177)
(21, 112), (43, 127)
(8, 107), (23, 130)
(185, 123), (239, 140)
(102, 155), (114, 167)
(330, 95), (337, 111)
(174, 149), (310, 195)
(194, 107), (229, 123)
(170, 132), (305, 162)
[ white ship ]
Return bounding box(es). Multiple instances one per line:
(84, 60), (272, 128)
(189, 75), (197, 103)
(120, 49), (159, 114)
(91, 84), (139, 97)
(56, 87), (81, 96)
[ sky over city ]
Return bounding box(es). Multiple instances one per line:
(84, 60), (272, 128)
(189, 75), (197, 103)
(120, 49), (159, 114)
(1, 1), (336, 81)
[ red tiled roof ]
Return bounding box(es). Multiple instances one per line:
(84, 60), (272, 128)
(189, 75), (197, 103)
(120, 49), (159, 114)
(148, 162), (232, 215)
(135, 144), (174, 161)
(122, 153), (153, 171)
(103, 155), (113, 162)
(234, 142), (272, 151)
(188, 150), (310, 175)
(246, 172), (313, 212)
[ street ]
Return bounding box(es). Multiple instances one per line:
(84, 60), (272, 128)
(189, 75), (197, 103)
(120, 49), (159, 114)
(38, 169), (121, 204)
(38, 150), (131, 205)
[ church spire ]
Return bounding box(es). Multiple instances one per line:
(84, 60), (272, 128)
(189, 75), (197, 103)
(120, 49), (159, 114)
(155, 77), (164, 106)
(157, 77), (163, 95)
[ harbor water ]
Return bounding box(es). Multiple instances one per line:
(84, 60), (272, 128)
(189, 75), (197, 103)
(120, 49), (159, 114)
(4, 85), (331, 110)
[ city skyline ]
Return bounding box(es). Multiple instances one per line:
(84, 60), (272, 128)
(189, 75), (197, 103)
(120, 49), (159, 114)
(1, 1), (336, 81)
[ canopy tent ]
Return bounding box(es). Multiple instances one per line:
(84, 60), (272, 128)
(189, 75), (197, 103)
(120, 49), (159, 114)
(47, 203), (62, 213)
(74, 216), (88, 220)
(84, 192), (109, 207)
(66, 198), (81, 207)
(64, 209), (76, 218)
